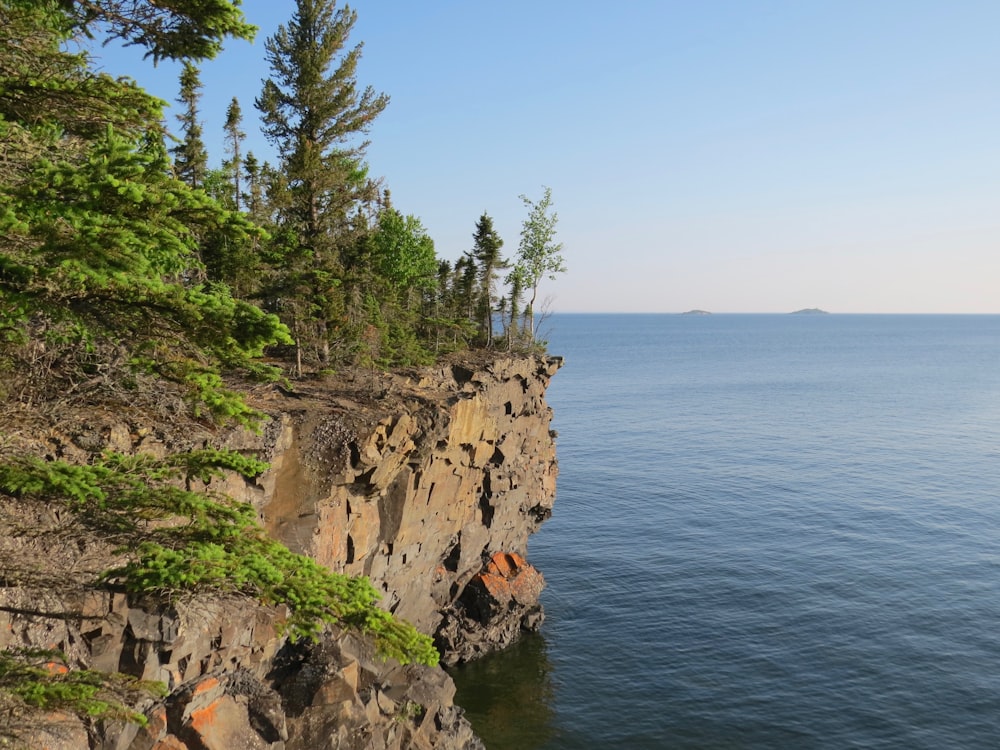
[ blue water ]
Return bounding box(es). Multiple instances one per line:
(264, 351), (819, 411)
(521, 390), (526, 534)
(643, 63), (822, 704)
(451, 313), (1000, 749)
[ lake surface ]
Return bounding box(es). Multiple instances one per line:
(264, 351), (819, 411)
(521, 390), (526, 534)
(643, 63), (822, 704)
(451, 313), (1000, 749)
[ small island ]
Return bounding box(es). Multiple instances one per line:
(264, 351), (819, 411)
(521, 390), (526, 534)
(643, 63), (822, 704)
(681, 309), (712, 315)
(790, 308), (829, 315)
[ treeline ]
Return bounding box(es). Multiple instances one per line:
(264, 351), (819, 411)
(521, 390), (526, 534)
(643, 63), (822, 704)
(0, 0), (495, 690)
(163, 0), (566, 372)
(0, 0), (445, 680)
(0, 0), (566, 424)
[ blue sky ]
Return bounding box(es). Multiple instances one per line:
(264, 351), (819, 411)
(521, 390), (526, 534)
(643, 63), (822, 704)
(92, 1), (1000, 313)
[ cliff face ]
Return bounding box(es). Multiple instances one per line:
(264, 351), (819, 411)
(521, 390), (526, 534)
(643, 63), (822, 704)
(246, 355), (561, 665)
(0, 354), (561, 749)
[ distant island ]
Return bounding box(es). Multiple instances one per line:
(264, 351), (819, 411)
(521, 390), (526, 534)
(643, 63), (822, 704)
(681, 309), (712, 315)
(790, 308), (829, 315)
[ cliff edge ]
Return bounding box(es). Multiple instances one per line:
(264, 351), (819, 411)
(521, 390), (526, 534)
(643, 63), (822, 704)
(0, 353), (562, 749)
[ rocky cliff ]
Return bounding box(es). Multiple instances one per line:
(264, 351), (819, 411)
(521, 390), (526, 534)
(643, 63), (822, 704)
(0, 354), (561, 749)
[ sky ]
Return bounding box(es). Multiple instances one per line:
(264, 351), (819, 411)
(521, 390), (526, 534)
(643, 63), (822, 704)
(90, 1), (1000, 313)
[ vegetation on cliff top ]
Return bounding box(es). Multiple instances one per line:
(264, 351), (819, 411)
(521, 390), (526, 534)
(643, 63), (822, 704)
(0, 0), (566, 406)
(0, 0), (557, 724)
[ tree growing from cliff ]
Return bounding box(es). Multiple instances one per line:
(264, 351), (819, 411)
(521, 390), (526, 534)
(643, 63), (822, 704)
(0, 0), (441, 673)
(511, 187), (565, 341)
(471, 212), (506, 347)
(256, 0), (389, 371)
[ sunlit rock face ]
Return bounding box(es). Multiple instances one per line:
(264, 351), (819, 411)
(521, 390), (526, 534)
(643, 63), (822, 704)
(0, 354), (560, 749)
(250, 354), (562, 662)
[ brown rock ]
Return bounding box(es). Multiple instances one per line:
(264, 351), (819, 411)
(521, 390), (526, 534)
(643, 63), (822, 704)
(182, 694), (273, 750)
(0, 353), (560, 749)
(150, 737), (187, 750)
(126, 705), (168, 750)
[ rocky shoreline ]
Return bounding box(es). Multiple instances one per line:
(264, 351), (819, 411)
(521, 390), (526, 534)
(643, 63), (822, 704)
(0, 354), (561, 749)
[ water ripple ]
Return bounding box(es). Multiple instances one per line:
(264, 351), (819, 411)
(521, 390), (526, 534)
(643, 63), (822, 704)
(459, 315), (1000, 749)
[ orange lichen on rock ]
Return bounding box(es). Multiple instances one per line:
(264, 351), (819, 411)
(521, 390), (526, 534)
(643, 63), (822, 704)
(188, 700), (221, 736)
(486, 551), (525, 578)
(472, 551), (545, 606)
(191, 675), (220, 696)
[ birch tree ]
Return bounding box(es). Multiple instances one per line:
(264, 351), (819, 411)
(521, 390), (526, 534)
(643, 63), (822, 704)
(512, 187), (565, 340)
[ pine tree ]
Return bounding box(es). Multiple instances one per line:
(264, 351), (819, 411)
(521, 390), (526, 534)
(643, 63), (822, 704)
(505, 265), (527, 351)
(255, 0), (389, 371)
(243, 152), (264, 221)
(223, 97), (245, 209)
(0, 1), (289, 422)
(171, 62), (208, 188)
(56, 0), (256, 63)
(470, 212), (506, 347)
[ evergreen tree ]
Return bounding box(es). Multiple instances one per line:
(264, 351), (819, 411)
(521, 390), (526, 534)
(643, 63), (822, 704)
(0, 1), (289, 422)
(171, 62), (208, 188)
(222, 96), (245, 209)
(243, 151), (264, 221)
(56, 0), (256, 62)
(504, 265), (527, 350)
(470, 212), (505, 347)
(243, 152), (261, 213)
(452, 254), (478, 333)
(0, 4), (161, 149)
(429, 258), (453, 351)
(255, 0), (389, 371)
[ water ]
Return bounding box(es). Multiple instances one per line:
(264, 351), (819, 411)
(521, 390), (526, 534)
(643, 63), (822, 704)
(451, 314), (1000, 749)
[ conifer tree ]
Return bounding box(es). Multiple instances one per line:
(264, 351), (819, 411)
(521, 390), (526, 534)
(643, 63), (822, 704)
(255, 0), (389, 370)
(171, 62), (208, 188)
(223, 97), (245, 209)
(470, 212), (505, 347)
(243, 151), (264, 221)
(452, 254), (478, 333)
(55, 0), (256, 62)
(505, 265), (527, 350)
(0, 1), (288, 420)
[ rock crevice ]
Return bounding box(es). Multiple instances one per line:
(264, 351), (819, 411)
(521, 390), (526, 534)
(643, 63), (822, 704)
(0, 354), (561, 749)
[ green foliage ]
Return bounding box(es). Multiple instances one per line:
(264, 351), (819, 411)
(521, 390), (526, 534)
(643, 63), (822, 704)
(0, 5), (164, 148)
(171, 62), (208, 188)
(510, 186), (565, 342)
(0, 119), (290, 420)
(56, 0), (257, 63)
(0, 0), (290, 419)
(0, 648), (165, 726)
(470, 212), (506, 347)
(222, 97), (245, 210)
(2, 0), (564, 379)
(369, 209), (437, 291)
(0, 450), (440, 666)
(255, 0), (389, 369)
